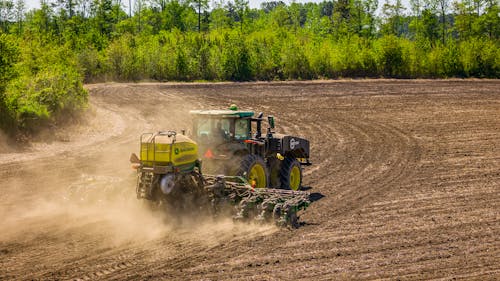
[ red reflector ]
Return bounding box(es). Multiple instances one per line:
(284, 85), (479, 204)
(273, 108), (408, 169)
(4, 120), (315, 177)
(204, 149), (214, 158)
(251, 180), (256, 188)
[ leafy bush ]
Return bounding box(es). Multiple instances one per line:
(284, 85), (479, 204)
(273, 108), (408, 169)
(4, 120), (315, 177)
(375, 35), (408, 77)
(0, 34), (19, 91)
(222, 32), (253, 81)
(6, 65), (87, 131)
(459, 38), (499, 78)
(281, 34), (312, 79)
(1, 38), (88, 135)
(0, 34), (20, 132)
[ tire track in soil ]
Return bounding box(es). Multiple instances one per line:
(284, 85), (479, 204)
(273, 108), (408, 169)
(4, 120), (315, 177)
(0, 84), (209, 281)
(73, 254), (139, 281)
(148, 80), (500, 276)
(116, 81), (422, 278)
(1, 80), (499, 280)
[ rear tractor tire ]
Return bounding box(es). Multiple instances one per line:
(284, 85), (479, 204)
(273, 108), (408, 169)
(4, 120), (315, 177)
(280, 157), (302, 191)
(236, 154), (268, 188)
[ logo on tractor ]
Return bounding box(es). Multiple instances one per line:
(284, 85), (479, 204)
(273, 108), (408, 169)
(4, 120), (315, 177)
(174, 148), (180, 155)
(290, 138), (300, 149)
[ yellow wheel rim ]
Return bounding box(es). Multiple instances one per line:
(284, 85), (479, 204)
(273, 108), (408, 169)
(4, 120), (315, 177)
(249, 163), (266, 188)
(290, 165), (301, 191)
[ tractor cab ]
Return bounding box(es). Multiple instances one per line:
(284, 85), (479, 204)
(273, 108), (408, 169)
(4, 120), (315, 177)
(189, 105), (310, 190)
(190, 105), (275, 144)
(190, 109), (254, 144)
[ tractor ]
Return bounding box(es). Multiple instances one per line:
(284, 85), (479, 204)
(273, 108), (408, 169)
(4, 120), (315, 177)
(129, 106), (312, 227)
(190, 105), (311, 191)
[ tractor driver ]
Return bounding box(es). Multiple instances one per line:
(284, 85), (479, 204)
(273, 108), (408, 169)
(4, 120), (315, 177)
(212, 121), (227, 142)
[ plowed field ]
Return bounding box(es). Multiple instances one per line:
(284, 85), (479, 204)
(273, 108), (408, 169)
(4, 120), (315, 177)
(1, 80), (499, 280)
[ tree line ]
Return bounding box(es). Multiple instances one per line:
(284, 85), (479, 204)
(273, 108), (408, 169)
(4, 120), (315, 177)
(0, 0), (498, 134)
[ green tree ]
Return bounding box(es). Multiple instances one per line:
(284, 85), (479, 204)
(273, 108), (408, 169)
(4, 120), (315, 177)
(376, 35), (408, 77)
(332, 0), (351, 36)
(453, 0), (475, 39)
(227, 0), (249, 31)
(363, 0), (378, 37)
(0, 34), (18, 92)
(481, 0), (499, 39)
(210, 1), (231, 30)
(421, 8), (439, 42)
(0, 0), (15, 32)
(92, 0), (120, 37)
(192, 0), (208, 32)
(222, 33), (252, 80)
(381, 0), (406, 36)
(0, 34), (19, 131)
(436, 0), (450, 44)
(13, 0), (26, 35)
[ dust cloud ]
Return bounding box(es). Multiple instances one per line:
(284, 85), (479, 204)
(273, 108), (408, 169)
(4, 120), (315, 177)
(1, 174), (166, 244)
(0, 130), (18, 154)
(0, 86), (275, 254)
(0, 170), (276, 250)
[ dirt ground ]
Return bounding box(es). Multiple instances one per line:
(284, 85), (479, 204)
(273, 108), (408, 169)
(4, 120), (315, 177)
(0, 80), (499, 280)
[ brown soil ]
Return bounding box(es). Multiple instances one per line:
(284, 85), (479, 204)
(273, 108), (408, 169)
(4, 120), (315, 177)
(1, 80), (499, 280)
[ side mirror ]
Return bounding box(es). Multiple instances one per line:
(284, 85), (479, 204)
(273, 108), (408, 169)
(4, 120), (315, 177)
(268, 116), (275, 129)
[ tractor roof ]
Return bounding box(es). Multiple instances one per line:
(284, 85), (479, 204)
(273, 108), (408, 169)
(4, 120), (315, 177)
(189, 110), (254, 118)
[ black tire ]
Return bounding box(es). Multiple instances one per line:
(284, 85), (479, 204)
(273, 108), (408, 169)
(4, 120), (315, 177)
(279, 157), (302, 190)
(235, 154), (269, 188)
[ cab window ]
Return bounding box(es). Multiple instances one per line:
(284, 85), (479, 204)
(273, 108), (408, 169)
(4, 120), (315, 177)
(234, 119), (250, 140)
(195, 118), (230, 140)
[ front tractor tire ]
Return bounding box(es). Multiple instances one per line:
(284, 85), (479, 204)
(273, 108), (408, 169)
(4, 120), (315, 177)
(280, 157), (302, 191)
(237, 154), (268, 188)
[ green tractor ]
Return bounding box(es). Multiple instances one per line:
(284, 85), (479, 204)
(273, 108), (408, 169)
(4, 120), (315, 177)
(129, 107), (312, 227)
(190, 105), (311, 190)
